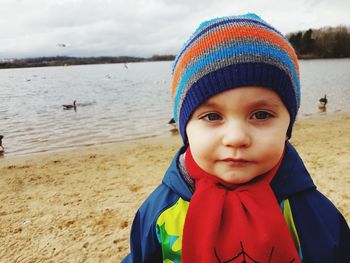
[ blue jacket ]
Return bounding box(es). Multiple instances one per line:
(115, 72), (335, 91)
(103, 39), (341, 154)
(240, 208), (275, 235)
(122, 143), (350, 262)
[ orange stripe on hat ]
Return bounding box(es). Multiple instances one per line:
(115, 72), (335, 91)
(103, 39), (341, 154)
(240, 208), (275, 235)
(171, 25), (299, 98)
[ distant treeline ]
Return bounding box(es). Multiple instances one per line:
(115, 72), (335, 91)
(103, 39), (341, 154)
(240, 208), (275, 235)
(287, 26), (350, 59)
(1, 26), (350, 69)
(0, 54), (175, 69)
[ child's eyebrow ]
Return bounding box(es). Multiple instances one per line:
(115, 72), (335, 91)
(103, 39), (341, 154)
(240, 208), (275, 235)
(199, 101), (220, 108)
(247, 99), (282, 109)
(201, 98), (282, 110)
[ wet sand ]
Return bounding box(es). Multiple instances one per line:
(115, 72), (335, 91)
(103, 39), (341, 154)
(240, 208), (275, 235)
(0, 113), (349, 262)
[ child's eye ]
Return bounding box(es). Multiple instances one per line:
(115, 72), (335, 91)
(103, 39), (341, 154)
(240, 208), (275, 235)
(251, 111), (273, 120)
(200, 113), (222, 121)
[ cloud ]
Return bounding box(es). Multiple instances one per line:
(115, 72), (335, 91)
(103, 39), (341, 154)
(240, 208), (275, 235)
(0, 0), (349, 59)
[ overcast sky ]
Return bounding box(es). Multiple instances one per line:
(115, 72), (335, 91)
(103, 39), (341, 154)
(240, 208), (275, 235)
(1, 0), (349, 59)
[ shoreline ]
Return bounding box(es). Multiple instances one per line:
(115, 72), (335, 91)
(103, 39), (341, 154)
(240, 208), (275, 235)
(1, 56), (349, 70)
(2, 110), (349, 159)
(1, 112), (349, 262)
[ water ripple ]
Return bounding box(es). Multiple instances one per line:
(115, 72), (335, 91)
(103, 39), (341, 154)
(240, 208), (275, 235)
(1, 60), (349, 156)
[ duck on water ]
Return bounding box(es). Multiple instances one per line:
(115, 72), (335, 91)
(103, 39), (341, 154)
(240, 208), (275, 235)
(0, 135), (4, 154)
(319, 95), (328, 110)
(62, 100), (77, 111)
(168, 118), (178, 134)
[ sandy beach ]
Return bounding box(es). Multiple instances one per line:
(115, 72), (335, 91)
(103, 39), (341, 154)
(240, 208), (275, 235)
(1, 113), (349, 262)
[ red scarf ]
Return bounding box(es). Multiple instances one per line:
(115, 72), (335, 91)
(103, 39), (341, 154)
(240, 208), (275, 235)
(182, 147), (301, 263)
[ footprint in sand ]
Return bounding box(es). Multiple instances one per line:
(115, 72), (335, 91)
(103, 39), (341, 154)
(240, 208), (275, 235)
(128, 184), (141, 192)
(119, 220), (128, 229)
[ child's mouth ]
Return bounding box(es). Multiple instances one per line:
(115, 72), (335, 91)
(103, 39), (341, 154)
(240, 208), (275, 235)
(221, 158), (250, 167)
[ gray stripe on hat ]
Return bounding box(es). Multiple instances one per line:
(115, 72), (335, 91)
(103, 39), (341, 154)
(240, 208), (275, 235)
(175, 37), (295, 89)
(173, 19), (292, 74)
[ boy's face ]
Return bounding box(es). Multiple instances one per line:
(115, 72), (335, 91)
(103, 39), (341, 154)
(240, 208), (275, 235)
(186, 86), (290, 184)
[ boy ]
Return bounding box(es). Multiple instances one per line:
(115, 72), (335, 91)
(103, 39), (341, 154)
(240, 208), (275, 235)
(122, 14), (349, 262)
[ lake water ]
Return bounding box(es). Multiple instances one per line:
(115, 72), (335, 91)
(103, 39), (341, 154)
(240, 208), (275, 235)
(1, 59), (350, 156)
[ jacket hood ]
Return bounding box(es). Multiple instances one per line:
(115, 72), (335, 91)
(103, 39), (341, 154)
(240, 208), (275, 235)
(271, 142), (316, 201)
(162, 142), (316, 202)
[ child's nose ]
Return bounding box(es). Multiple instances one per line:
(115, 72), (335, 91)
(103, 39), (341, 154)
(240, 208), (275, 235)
(221, 121), (251, 148)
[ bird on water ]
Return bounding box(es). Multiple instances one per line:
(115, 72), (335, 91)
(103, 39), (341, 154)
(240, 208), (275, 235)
(0, 135), (4, 153)
(319, 94), (328, 110)
(62, 100), (77, 111)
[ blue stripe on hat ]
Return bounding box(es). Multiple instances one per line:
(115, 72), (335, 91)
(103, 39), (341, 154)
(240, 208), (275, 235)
(172, 15), (285, 73)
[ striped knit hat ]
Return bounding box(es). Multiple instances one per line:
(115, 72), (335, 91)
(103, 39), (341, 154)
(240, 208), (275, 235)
(171, 13), (300, 142)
